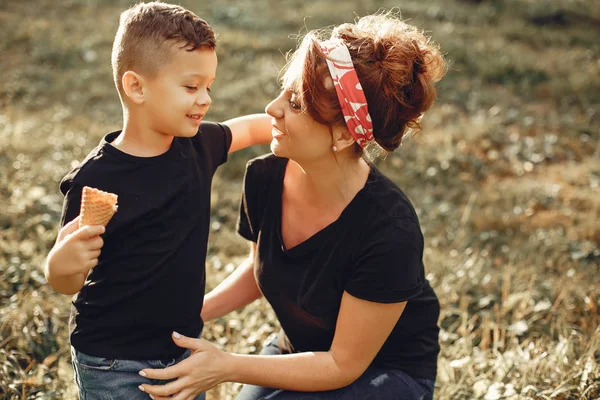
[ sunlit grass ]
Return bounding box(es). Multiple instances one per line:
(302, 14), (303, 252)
(1, 0), (598, 399)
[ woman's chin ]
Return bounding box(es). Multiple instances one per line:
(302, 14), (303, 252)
(270, 142), (286, 157)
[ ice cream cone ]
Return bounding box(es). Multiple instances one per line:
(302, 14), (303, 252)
(79, 186), (118, 228)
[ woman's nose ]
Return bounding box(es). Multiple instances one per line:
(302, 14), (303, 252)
(265, 98), (283, 119)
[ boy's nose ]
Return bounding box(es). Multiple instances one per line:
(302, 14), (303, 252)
(196, 92), (211, 107)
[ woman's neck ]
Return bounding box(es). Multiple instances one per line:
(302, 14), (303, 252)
(286, 155), (370, 209)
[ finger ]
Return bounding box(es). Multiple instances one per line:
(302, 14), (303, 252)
(86, 236), (104, 250)
(139, 362), (182, 381)
(139, 376), (187, 397)
(171, 385), (198, 400)
(186, 390), (203, 400)
(165, 390), (188, 400)
(88, 249), (101, 260)
(172, 332), (208, 351)
(74, 225), (105, 240)
(57, 216), (81, 240)
(87, 258), (99, 270)
(173, 388), (197, 400)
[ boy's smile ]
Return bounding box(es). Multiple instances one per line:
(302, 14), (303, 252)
(186, 112), (206, 128)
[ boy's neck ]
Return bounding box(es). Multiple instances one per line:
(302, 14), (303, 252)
(112, 114), (174, 157)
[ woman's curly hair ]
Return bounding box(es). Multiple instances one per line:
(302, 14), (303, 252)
(282, 11), (447, 152)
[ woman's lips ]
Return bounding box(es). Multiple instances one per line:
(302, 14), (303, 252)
(272, 126), (285, 138)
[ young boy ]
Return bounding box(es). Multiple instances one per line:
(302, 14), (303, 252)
(44, 2), (271, 398)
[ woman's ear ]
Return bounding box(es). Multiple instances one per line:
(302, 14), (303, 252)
(122, 71), (145, 104)
(332, 125), (355, 152)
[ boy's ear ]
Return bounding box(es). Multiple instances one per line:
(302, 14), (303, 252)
(122, 71), (145, 104)
(332, 125), (355, 152)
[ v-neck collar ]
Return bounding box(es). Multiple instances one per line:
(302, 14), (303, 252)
(274, 157), (375, 258)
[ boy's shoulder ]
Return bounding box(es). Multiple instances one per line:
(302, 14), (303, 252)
(59, 131), (121, 195)
(190, 121), (232, 159)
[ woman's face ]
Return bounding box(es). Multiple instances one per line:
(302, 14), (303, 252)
(265, 83), (333, 163)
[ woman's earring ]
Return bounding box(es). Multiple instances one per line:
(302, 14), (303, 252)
(332, 146), (338, 152)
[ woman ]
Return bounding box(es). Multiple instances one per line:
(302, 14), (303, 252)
(139, 11), (446, 400)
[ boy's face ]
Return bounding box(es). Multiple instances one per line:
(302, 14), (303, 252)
(143, 47), (217, 138)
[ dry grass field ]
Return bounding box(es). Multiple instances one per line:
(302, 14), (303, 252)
(0, 0), (598, 399)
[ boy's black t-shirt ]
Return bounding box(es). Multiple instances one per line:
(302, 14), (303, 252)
(238, 154), (440, 380)
(59, 122), (232, 360)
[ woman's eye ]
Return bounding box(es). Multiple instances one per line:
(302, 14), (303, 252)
(289, 100), (301, 110)
(185, 86), (198, 91)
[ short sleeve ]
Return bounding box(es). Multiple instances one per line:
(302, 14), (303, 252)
(237, 156), (279, 243)
(345, 219), (425, 303)
(59, 179), (83, 228)
(237, 160), (262, 242)
(192, 122), (233, 172)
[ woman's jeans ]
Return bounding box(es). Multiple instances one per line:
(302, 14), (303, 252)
(71, 346), (205, 400)
(236, 339), (435, 400)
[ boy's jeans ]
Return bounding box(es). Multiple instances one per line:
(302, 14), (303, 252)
(71, 346), (205, 400)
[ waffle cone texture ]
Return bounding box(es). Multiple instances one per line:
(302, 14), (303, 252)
(79, 186), (118, 227)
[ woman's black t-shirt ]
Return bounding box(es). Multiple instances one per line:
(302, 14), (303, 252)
(237, 154), (440, 381)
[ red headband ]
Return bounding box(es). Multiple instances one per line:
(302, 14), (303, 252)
(319, 38), (374, 148)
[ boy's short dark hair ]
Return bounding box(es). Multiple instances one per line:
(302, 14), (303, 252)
(111, 1), (216, 98)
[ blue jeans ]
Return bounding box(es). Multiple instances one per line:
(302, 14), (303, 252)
(71, 346), (205, 400)
(236, 340), (435, 400)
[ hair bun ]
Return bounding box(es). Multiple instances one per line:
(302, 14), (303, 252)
(280, 11), (446, 153)
(341, 13), (447, 151)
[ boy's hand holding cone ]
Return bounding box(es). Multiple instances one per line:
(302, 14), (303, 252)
(45, 186), (118, 292)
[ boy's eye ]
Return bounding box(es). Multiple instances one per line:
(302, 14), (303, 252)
(185, 86), (212, 93)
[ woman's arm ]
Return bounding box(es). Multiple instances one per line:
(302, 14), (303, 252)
(139, 292), (406, 398)
(227, 292), (406, 390)
(201, 242), (262, 321)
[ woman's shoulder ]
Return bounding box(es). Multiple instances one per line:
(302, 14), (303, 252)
(247, 153), (285, 169)
(360, 166), (423, 239)
(243, 153), (287, 185)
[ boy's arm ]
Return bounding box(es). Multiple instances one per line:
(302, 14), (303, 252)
(45, 217), (105, 295)
(225, 114), (273, 153)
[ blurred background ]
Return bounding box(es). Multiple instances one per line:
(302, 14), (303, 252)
(0, 0), (598, 398)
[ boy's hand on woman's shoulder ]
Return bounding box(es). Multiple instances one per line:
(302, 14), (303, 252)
(45, 216), (105, 293)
